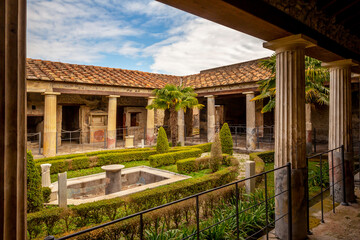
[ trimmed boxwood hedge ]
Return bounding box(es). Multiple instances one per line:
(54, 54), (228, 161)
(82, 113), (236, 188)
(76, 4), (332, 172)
(177, 154), (235, 173)
(249, 151), (274, 163)
(149, 148), (202, 167)
(36, 150), (158, 175)
(27, 166), (238, 239)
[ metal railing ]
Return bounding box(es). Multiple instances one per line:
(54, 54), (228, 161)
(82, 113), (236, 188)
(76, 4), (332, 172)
(45, 163), (292, 240)
(306, 145), (347, 234)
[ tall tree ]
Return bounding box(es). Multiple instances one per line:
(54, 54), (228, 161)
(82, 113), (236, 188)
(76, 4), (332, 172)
(147, 84), (203, 146)
(252, 55), (330, 113)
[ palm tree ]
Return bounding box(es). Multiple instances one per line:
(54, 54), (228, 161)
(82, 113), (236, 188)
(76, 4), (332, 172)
(252, 55), (329, 113)
(147, 84), (203, 146)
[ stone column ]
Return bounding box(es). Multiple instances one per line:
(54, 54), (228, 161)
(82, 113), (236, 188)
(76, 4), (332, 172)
(206, 95), (216, 142)
(255, 99), (264, 138)
(146, 97), (155, 145)
(264, 34), (316, 240)
(323, 59), (357, 203)
(305, 104), (313, 154)
(245, 161), (255, 194)
(178, 109), (185, 146)
(107, 95), (120, 149)
(1, 0), (27, 236)
(58, 172), (67, 208)
(244, 92), (257, 150)
(192, 107), (200, 135)
(43, 92), (60, 157)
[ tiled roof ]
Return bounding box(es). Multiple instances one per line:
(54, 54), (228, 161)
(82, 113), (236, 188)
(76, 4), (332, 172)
(182, 58), (272, 88)
(26, 58), (271, 90)
(26, 58), (180, 89)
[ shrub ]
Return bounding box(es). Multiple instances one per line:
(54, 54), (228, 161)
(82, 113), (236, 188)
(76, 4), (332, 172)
(27, 150), (43, 213)
(249, 151), (274, 163)
(42, 187), (52, 203)
(210, 134), (222, 172)
(36, 150), (158, 174)
(157, 127), (169, 153)
(220, 123), (233, 155)
(189, 143), (212, 152)
(177, 158), (197, 173)
(149, 148), (202, 167)
(26, 167), (238, 239)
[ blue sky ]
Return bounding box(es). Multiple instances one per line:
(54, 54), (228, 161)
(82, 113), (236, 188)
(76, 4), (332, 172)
(27, 0), (273, 75)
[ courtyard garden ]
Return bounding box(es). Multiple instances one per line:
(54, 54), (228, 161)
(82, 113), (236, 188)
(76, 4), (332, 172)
(26, 122), (330, 240)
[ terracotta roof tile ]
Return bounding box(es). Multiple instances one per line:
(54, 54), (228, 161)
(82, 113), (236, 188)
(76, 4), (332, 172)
(26, 58), (180, 89)
(26, 58), (271, 90)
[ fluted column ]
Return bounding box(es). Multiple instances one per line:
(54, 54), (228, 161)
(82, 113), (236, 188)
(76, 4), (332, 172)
(206, 95), (216, 142)
(146, 97), (155, 145)
(107, 95), (120, 149)
(43, 92), (60, 157)
(243, 92), (257, 150)
(264, 34), (316, 240)
(178, 109), (185, 146)
(323, 59), (356, 203)
(305, 104), (313, 153)
(1, 0), (27, 238)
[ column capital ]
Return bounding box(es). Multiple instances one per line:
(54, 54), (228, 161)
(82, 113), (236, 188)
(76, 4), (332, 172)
(322, 59), (358, 69)
(107, 95), (120, 98)
(242, 91), (255, 95)
(42, 92), (61, 96)
(263, 34), (316, 53)
(204, 95), (215, 98)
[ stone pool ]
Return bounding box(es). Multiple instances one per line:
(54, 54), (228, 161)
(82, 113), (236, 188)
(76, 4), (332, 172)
(48, 166), (190, 205)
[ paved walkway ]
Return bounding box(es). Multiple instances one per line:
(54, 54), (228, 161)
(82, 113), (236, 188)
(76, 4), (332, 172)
(309, 189), (360, 240)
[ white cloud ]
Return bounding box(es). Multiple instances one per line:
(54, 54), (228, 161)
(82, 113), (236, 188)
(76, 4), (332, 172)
(148, 18), (273, 75)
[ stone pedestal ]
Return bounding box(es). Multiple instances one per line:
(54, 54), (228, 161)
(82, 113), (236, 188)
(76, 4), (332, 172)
(43, 92), (60, 157)
(146, 97), (155, 145)
(245, 161), (255, 194)
(101, 164), (125, 194)
(244, 92), (257, 150)
(41, 164), (52, 188)
(264, 34), (316, 240)
(58, 172), (67, 208)
(125, 135), (134, 148)
(206, 95), (216, 142)
(178, 109), (185, 146)
(107, 95), (120, 149)
(323, 59), (357, 203)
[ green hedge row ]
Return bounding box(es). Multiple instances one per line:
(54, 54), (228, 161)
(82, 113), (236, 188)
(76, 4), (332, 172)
(177, 154), (235, 173)
(36, 150), (158, 175)
(35, 147), (153, 163)
(27, 167), (238, 239)
(149, 148), (202, 167)
(249, 151), (274, 163)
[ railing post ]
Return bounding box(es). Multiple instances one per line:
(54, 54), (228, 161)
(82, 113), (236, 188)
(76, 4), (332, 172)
(39, 132), (42, 155)
(320, 155), (324, 223)
(56, 132), (58, 154)
(287, 162), (292, 240)
(331, 150), (335, 213)
(196, 195), (200, 240)
(235, 183), (240, 240)
(104, 131), (107, 149)
(306, 156), (312, 235)
(235, 127), (238, 146)
(265, 172), (269, 240)
(140, 213), (144, 240)
(341, 145), (349, 206)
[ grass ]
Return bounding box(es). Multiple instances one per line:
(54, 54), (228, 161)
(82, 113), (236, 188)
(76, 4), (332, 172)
(260, 161), (327, 198)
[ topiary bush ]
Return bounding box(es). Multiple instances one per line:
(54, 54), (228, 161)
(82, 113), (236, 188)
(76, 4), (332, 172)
(27, 150), (43, 213)
(220, 123), (233, 155)
(42, 187), (52, 204)
(210, 134), (222, 172)
(156, 127), (169, 153)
